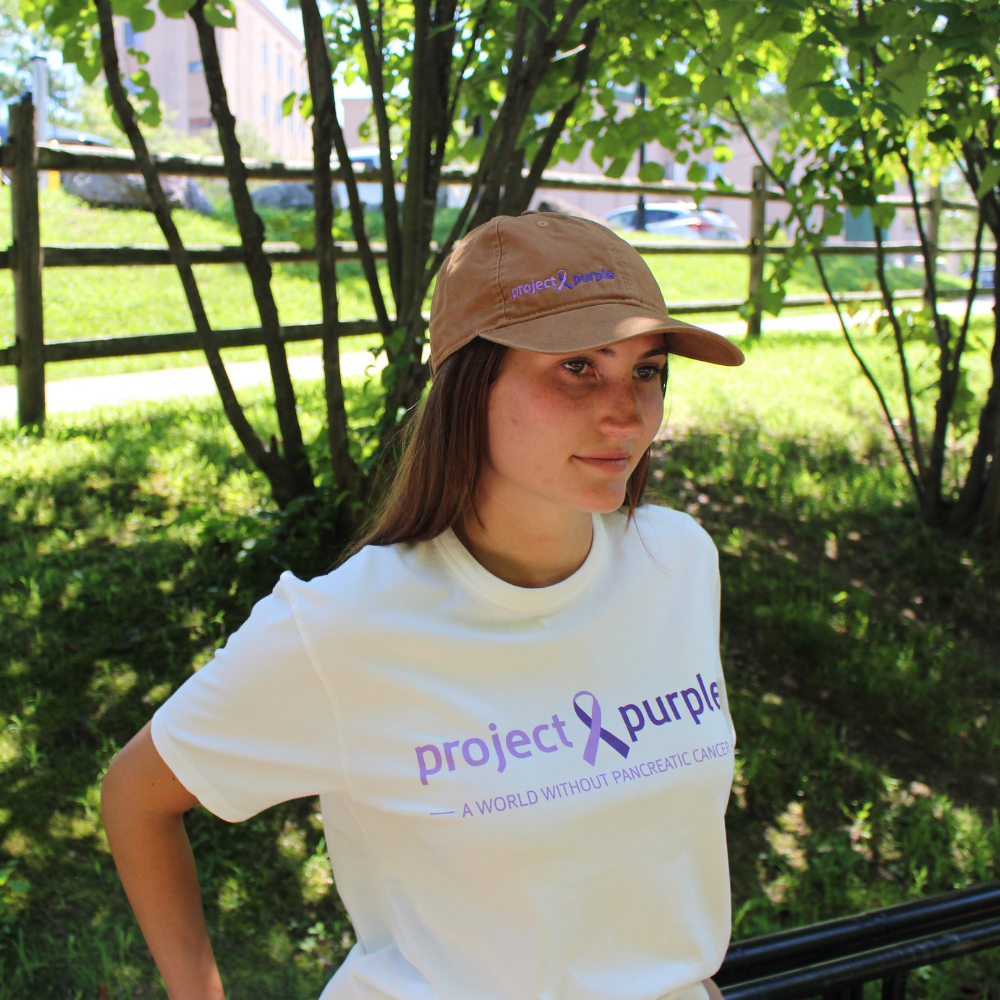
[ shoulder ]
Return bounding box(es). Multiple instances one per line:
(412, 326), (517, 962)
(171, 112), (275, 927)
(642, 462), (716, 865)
(273, 537), (449, 626)
(603, 503), (718, 576)
(632, 502), (718, 557)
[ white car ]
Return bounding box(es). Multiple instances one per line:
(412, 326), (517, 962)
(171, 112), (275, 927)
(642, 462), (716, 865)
(335, 146), (403, 209)
(603, 202), (742, 242)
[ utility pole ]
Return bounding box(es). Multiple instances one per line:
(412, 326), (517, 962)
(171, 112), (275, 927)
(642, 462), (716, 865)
(635, 80), (646, 232)
(30, 56), (50, 144)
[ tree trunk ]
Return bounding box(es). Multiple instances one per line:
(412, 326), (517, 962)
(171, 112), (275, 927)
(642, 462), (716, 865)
(189, 0), (314, 502)
(300, 0), (360, 522)
(949, 238), (1000, 535)
(93, 0), (304, 508)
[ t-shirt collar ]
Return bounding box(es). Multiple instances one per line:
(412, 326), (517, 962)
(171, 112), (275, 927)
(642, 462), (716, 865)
(433, 513), (607, 613)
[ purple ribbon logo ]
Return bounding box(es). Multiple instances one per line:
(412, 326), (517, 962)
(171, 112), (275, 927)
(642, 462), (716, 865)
(573, 691), (631, 765)
(555, 268), (570, 290)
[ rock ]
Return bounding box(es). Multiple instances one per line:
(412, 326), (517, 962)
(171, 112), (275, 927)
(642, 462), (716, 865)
(251, 182), (331, 210)
(184, 178), (215, 215)
(534, 195), (610, 227)
(61, 171), (214, 214)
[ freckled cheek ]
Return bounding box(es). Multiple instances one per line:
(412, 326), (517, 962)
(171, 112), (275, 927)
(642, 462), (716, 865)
(640, 392), (665, 439)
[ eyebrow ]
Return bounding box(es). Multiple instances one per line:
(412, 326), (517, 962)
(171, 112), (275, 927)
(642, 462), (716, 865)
(595, 345), (669, 359)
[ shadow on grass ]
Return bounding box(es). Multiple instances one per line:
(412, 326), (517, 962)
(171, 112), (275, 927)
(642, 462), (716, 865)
(1, 406), (998, 1000)
(0, 409), (353, 1000)
(650, 426), (1000, 1000)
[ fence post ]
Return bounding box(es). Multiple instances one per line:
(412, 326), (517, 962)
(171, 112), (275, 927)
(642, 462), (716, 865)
(10, 96), (45, 429)
(924, 184), (942, 308)
(746, 164), (766, 339)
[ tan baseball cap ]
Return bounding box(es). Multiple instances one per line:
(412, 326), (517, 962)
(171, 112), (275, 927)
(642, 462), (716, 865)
(429, 212), (745, 371)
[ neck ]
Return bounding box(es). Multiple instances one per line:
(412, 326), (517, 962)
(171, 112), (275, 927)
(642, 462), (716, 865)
(457, 477), (595, 589)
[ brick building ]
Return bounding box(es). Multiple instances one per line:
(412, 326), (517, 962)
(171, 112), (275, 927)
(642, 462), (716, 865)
(119, 0), (311, 160)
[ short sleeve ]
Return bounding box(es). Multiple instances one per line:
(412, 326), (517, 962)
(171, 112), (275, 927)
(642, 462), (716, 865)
(151, 572), (343, 822)
(709, 545), (737, 749)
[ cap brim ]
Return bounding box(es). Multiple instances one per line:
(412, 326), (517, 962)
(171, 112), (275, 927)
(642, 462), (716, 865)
(479, 302), (745, 367)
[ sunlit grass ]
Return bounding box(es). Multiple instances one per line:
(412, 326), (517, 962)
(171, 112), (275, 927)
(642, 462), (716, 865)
(2, 185), (970, 390)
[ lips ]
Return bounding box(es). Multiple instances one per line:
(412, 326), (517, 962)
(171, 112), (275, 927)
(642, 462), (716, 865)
(573, 454), (630, 473)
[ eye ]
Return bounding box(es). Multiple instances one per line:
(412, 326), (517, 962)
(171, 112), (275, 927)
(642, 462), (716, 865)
(635, 363), (665, 380)
(561, 357), (591, 375)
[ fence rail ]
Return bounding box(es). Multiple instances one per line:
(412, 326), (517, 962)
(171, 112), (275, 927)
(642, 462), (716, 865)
(0, 141), (981, 211)
(0, 287), (977, 370)
(717, 881), (1000, 999)
(0, 240), (989, 271)
(1, 95), (989, 427)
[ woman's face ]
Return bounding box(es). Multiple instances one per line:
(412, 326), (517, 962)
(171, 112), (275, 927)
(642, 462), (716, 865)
(484, 333), (667, 516)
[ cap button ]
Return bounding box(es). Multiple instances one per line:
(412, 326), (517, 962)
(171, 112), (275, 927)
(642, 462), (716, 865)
(536, 220), (549, 227)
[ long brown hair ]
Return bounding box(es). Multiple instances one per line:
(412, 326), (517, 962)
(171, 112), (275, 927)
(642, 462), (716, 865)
(354, 337), (663, 551)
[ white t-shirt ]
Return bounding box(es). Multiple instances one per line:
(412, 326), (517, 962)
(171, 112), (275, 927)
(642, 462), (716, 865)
(152, 505), (736, 1000)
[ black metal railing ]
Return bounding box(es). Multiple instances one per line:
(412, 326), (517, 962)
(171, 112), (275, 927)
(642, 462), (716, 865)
(716, 881), (1000, 999)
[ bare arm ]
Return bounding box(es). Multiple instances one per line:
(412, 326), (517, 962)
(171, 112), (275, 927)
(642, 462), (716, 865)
(703, 978), (725, 1000)
(101, 722), (225, 1000)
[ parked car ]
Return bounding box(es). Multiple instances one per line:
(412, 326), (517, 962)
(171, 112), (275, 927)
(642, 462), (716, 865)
(334, 146), (404, 209)
(960, 265), (995, 289)
(0, 122), (111, 146)
(603, 201), (742, 242)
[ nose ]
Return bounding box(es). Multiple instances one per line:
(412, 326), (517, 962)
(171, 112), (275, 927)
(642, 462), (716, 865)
(597, 373), (651, 439)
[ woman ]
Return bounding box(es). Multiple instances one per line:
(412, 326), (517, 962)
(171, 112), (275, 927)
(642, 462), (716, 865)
(102, 212), (745, 1000)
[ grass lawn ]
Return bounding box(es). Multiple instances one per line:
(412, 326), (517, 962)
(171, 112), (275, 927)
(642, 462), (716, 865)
(1, 186), (969, 387)
(2, 329), (998, 999)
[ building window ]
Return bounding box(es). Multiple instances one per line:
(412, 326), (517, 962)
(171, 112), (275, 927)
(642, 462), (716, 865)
(300, 122), (305, 141)
(289, 67), (294, 89)
(288, 113), (293, 134)
(262, 42), (268, 68)
(188, 60), (203, 73)
(124, 23), (144, 48)
(262, 93), (268, 120)
(276, 53), (282, 80)
(276, 102), (282, 124)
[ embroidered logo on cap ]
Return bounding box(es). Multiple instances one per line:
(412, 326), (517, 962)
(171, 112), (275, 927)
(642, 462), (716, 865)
(510, 267), (615, 301)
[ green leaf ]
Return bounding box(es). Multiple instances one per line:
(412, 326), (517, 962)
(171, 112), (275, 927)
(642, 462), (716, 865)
(816, 88), (856, 117)
(638, 161), (664, 183)
(158, 0), (197, 17)
(282, 91), (297, 117)
(784, 45), (819, 111)
(712, 144), (733, 163)
(686, 161), (707, 184)
(870, 202), (896, 229)
(203, 0), (235, 28)
(603, 157), (630, 179)
(131, 5), (155, 30)
(821, 211), (843, 236)
(976, 162), (1000, 198)
(886, 71), (928, 118)
(927, 123), (957, 142)
(299, 93), (313, 120)
(699, 74), (728, 108)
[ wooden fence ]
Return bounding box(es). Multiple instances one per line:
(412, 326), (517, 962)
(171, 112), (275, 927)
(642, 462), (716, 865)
(0, 96), (987, 427)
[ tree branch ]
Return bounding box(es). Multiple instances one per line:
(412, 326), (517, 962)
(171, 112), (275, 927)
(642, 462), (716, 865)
(727, 97), (923, 499)
(93, 0), (301, 506)
(356, 0), (402, 309)
(189, 0), (313, 499)
(506, 16), (599, 215)
(854, 120), (925, 482)
(301, 0), (359, 503)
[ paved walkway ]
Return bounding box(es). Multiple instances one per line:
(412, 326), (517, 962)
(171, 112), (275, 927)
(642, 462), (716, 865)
(0, 299), (991, 418)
